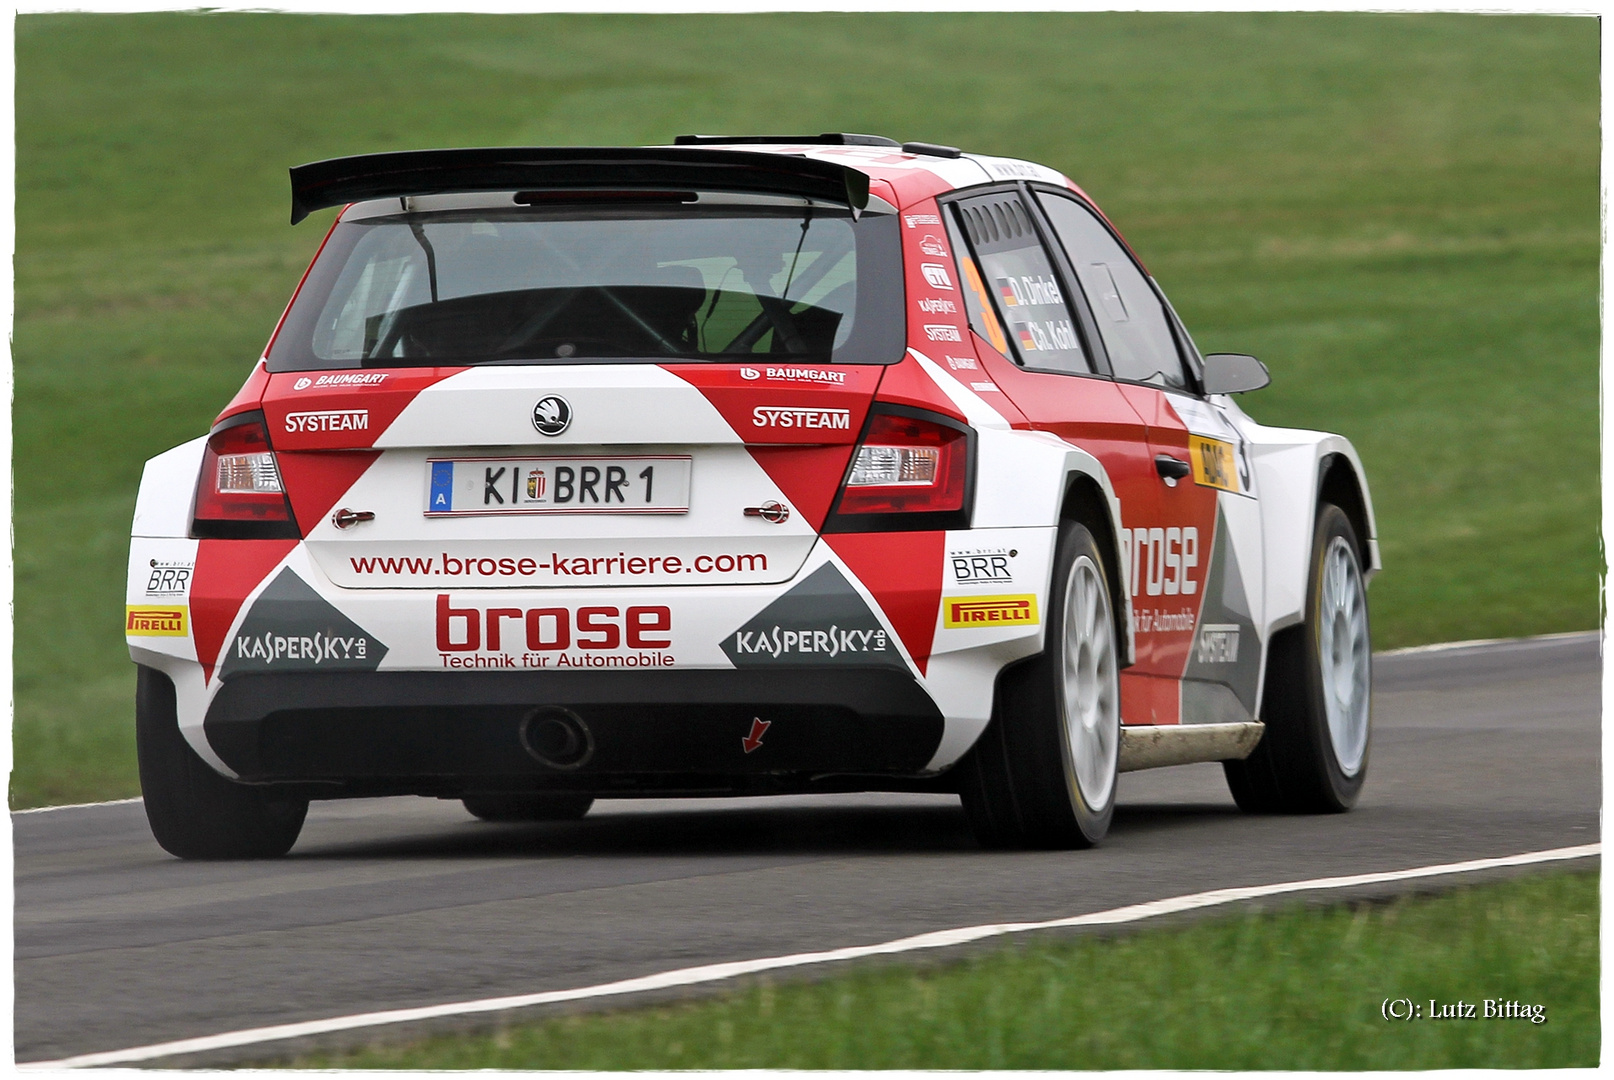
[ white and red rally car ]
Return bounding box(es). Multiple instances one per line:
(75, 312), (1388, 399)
(126, 135), (1378, 858)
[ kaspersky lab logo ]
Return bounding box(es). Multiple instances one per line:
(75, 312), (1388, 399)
(221, 570), (388, 677)
(721, 563), (906, 670)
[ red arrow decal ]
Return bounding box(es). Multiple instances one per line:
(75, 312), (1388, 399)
(741, 717), (771, 754)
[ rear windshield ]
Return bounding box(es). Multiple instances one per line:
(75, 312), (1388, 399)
(268, 201), (903, 370)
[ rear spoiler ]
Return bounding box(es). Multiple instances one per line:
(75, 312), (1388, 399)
(288, 146), (872, 225)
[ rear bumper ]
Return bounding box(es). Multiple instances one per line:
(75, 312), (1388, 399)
(130, 531), (1054, 783)
(203, 667), (946, 796)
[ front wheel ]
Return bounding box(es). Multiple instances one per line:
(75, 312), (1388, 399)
(136, 666), (308, 859)
(1224, 502), (1371, 812)
(958, 521), (1121, 848)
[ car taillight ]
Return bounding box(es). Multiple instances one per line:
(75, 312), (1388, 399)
(191, 412), (300, 539)
(824, 406), (974, 532)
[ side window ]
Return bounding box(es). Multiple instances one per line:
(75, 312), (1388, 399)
(945, 193), (1094, 376)
(1035, 192), (1190, 391)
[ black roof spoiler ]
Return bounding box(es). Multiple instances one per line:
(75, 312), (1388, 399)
(288, 146), (872, 225)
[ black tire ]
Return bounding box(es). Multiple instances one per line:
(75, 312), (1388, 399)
(958, 521), (1121, 849)
(462, 793), (594, 822)
(135, 666), (308, 859)
(1224, 503), (1371, 813)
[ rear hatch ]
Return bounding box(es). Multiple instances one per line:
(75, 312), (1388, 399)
(263, 363), (885, 587)
(257, 188), (903, 589)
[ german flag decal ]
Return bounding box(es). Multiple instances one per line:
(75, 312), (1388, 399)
(126, 605), (188, 637)
(945, 595), (1040, 629)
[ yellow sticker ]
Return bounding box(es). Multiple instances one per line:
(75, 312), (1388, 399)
(126, 605), (188, 637)
(1189, 435), (1240, 493)
(944, 594), (1040, 629)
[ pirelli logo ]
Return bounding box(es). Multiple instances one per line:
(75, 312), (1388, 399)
(1189, 434), (1241, 493)
(126, 605), (188, 637)
(945, 594), (1039, 629)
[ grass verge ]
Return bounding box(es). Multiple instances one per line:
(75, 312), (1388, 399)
(13, 12), (1599, 805)
(290, 870), (1598, 1069)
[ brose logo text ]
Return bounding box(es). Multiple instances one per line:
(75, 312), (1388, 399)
(438, 596), (672, 655)
(1124, 526), (1200, 597)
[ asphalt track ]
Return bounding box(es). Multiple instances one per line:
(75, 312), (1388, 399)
(14, 632), (1601, 1065)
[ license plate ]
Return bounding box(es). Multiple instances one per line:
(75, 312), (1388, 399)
(425, 456), (692, 516)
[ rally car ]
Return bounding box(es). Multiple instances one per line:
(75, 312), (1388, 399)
(126, 135), (1378, 858)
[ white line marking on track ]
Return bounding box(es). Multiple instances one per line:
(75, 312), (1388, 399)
(1376, 629), (1598, 656)
(21, 842), (1599, 1069)
(11, 796), (142, 815)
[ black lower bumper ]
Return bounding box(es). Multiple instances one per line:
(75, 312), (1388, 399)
(204, 668), (947, 797)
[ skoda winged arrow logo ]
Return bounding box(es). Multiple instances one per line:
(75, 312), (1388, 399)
(532, 395), (573, 437)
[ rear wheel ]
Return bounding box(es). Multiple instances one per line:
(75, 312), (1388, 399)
(958, 521), (1120, 848)
(462, 793), (594, 822)
(135, 666), (308, 859)
(1224, 503), (1371, 812)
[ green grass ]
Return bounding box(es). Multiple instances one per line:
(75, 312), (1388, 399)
(13, 12), (1599, 806)
(291, 871), (1598, 1069)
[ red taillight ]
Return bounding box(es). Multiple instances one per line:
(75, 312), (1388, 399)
(191, 412), (300, 539)
(824, 407), (974, 532)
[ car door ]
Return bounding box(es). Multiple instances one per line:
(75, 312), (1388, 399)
(1032, 186), (1264, 727)
(940, 187), (1177, 726)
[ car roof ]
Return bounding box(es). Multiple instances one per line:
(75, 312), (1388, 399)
(649, 140), (1077, 209)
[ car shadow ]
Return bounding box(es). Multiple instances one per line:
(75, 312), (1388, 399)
(289, 795), (1246, 861)
(293, 800), (977, 860)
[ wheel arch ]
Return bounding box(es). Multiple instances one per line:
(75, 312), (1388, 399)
(1058, 470), (1136, 668)
(1317, 451), (1379, 579)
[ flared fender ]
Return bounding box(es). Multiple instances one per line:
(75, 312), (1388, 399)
(1230, 409), (1379, 639)
(132, 436), (207, 539)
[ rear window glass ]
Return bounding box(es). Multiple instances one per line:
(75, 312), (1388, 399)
(268, 201), (903, 370)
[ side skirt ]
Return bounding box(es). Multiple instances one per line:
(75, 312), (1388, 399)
(1118, 721), (1264, 773)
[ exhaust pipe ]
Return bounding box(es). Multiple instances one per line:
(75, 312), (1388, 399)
(519, 706), (595, 770)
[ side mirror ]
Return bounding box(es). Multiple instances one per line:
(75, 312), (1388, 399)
(1201, 353), (1270, 395)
